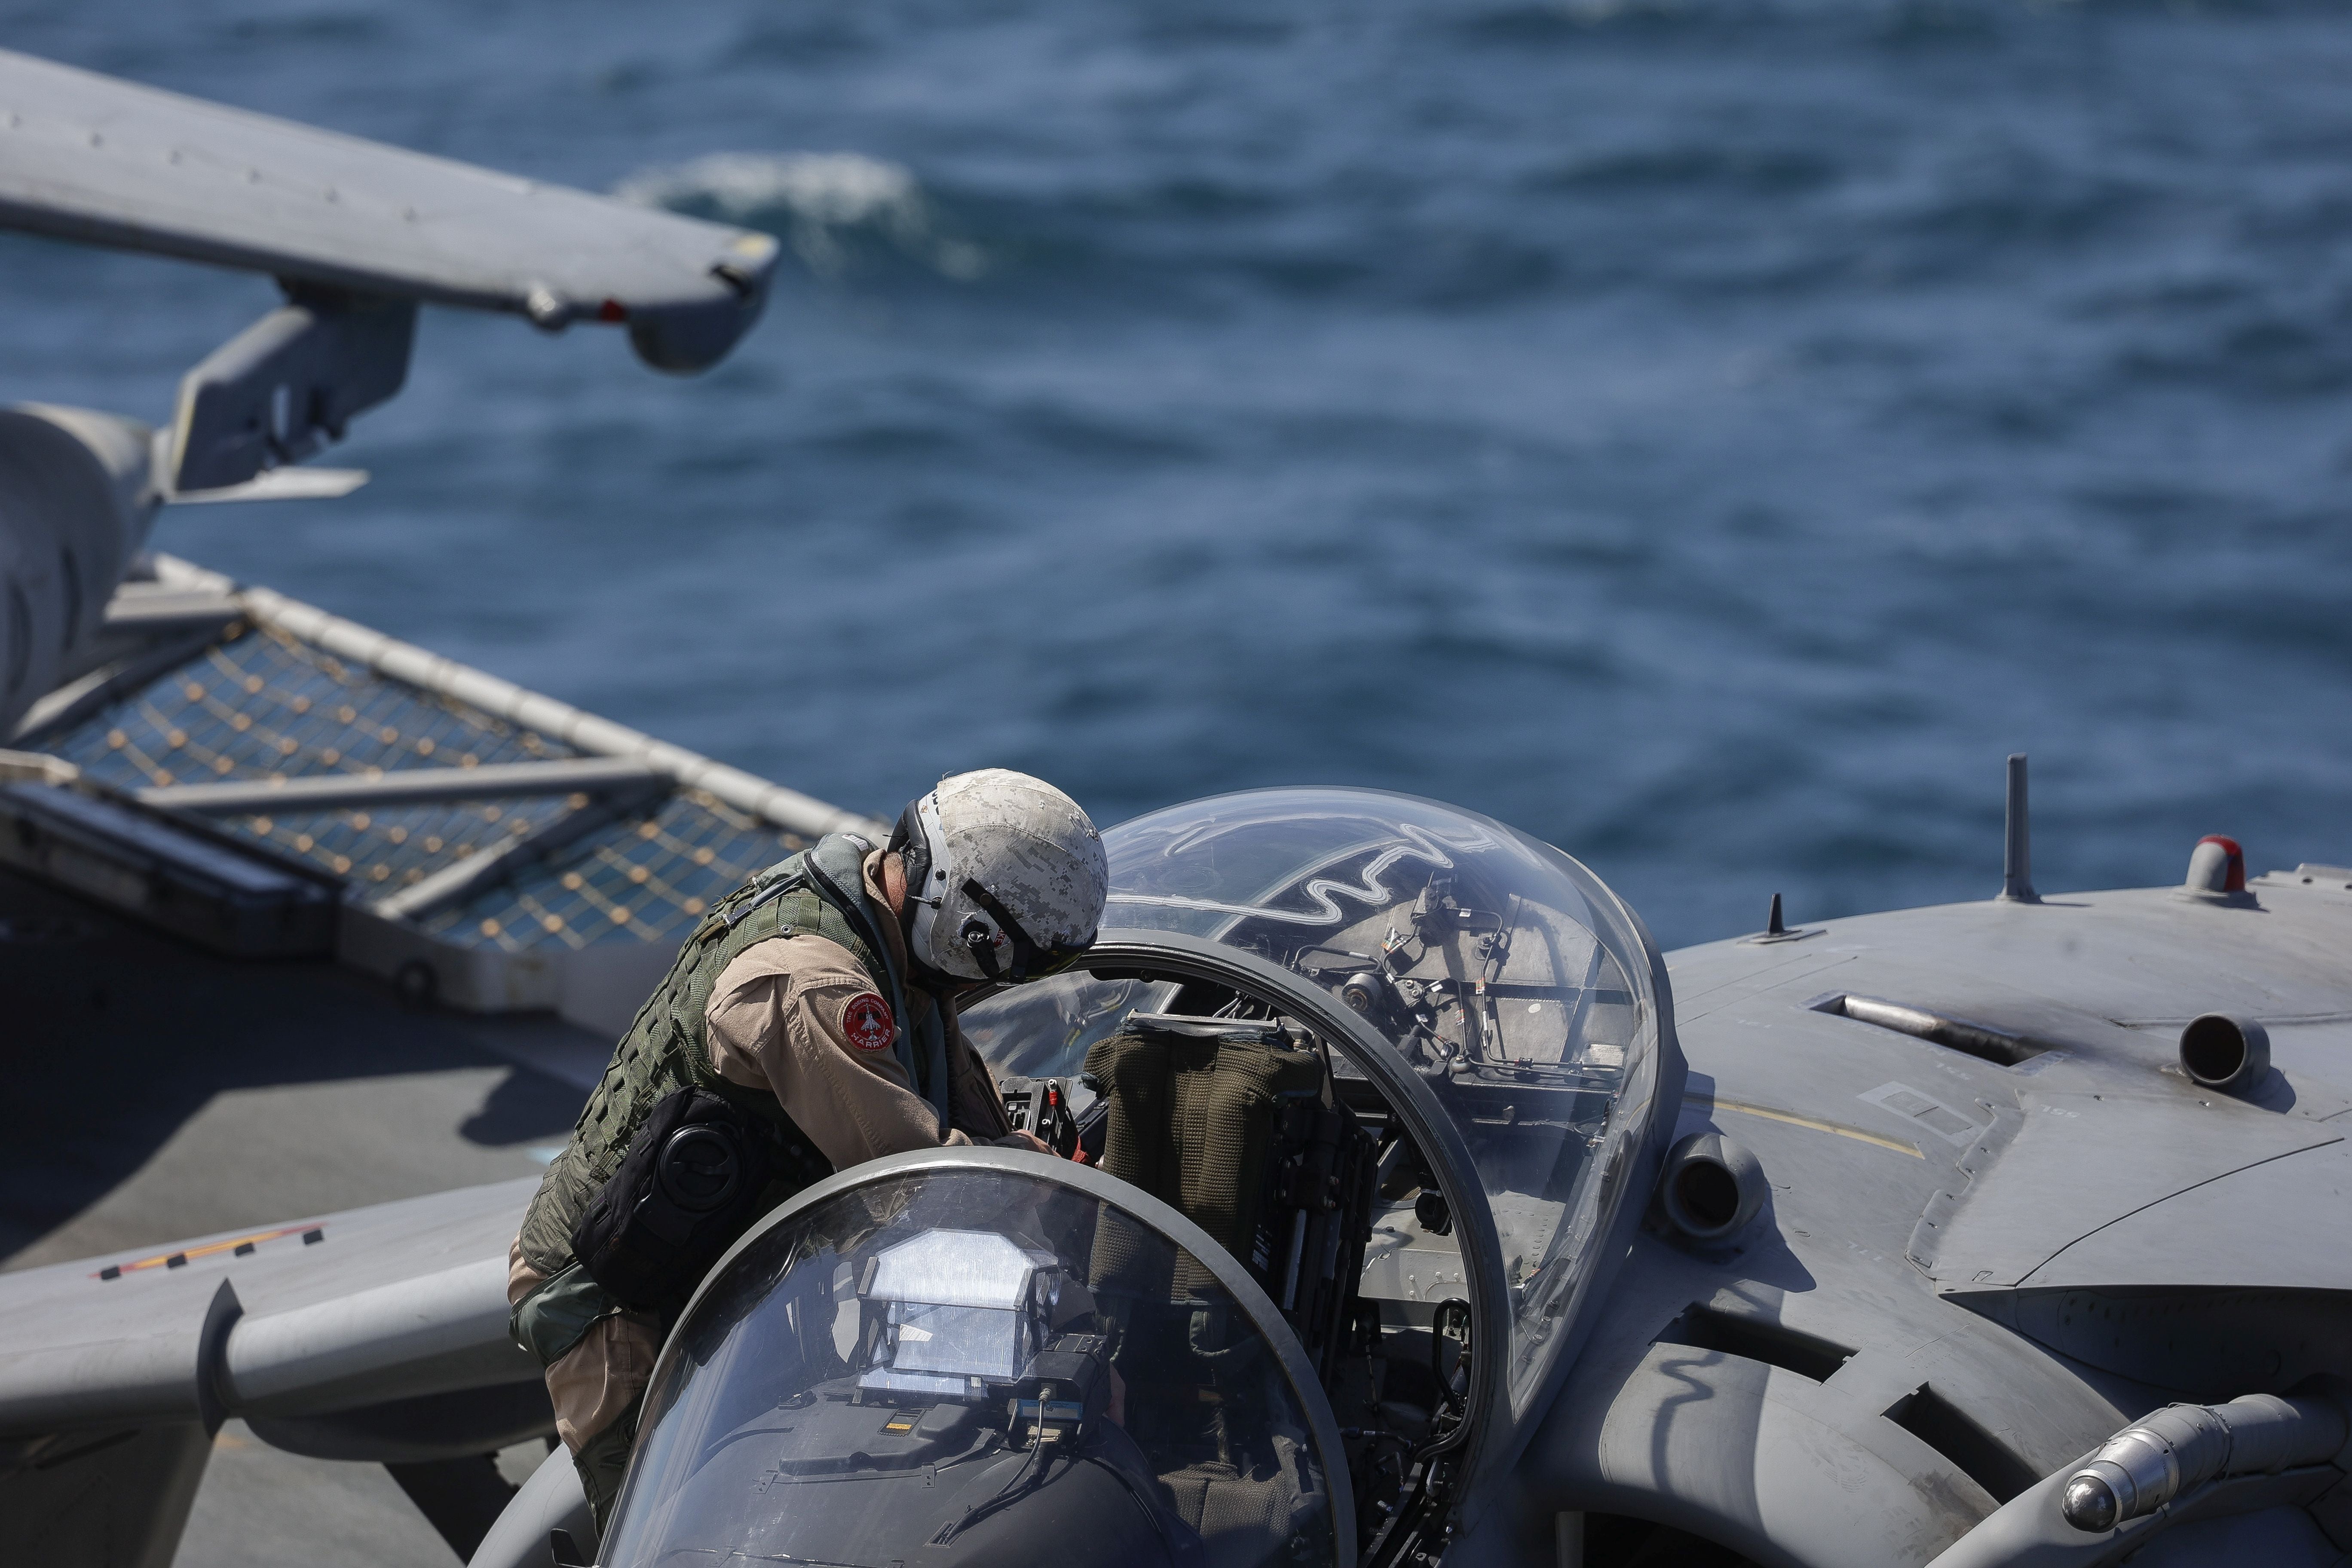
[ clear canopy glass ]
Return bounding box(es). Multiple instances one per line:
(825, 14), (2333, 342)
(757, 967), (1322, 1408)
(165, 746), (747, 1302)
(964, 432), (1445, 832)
(962, 788), (1665, 1413)
(600, 1164), (1341, 1568)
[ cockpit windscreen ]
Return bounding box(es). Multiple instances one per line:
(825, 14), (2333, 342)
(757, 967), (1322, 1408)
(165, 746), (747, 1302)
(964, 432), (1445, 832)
(599, 1165), (1341, 1568)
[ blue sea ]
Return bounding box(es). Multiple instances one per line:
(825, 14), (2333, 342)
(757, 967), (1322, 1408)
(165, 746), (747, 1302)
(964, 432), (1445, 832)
(5, 0), (2350, 949)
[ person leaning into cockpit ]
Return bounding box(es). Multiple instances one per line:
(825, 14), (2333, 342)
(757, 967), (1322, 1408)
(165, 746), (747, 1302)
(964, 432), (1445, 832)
(503, 769), (1111, 1529)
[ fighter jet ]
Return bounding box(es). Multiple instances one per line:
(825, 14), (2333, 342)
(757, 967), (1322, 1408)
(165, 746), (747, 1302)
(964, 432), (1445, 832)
(3, 49), (2348, 1568)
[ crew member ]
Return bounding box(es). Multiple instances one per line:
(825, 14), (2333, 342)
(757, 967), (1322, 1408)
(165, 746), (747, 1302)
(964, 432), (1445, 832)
(506, 769), (1109, 1525)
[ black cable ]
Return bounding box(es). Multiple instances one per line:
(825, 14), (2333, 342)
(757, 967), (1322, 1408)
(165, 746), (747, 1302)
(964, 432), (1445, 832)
(931, 1432), (1057, 1545)
(1082, 1452), (1178, 1552)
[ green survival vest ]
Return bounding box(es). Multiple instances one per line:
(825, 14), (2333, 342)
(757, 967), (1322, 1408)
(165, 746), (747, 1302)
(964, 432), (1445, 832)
(512, 833), (949, 1366)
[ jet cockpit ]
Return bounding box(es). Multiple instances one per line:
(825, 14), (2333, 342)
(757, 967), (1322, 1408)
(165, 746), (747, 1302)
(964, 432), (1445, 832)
(594, 788), (1683, 1568)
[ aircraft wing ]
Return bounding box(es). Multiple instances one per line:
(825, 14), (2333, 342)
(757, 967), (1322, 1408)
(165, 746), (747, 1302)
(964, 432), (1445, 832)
(0, 1177), (542, 1564)
(1514, 867), (2352, 1568)
(0, 48), (776, 372)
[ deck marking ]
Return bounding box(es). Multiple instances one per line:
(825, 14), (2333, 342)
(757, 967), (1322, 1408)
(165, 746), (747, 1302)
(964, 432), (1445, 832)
(93, 1221), (323, 1280)
(1686, 1093), (1924, 1158)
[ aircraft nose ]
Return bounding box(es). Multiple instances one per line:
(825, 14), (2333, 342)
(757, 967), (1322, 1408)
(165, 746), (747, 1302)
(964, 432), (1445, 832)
(2061, 1471), (2121, 1531)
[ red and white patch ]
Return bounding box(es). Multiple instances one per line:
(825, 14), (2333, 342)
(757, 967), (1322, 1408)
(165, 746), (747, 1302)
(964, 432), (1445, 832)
(841, 992), (896, 1053)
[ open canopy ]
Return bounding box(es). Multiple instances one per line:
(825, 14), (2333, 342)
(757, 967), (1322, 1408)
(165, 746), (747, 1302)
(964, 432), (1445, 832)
(963, 788), (1678, 1422)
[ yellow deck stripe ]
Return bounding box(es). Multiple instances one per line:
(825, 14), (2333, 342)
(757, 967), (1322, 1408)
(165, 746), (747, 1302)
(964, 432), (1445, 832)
(93, 1222), (320, 1278)
(1690, 1095), (1924, 1158)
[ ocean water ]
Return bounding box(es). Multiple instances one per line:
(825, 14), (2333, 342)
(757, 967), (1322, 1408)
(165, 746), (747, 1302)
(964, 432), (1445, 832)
(4, 0), (2350, 950)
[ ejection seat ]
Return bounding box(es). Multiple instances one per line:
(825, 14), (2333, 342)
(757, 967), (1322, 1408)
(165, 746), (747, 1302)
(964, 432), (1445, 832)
(1081, 1014), (1378, 1568)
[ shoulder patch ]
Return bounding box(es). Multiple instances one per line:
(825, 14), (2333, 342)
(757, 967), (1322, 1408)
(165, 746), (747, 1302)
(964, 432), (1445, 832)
(841, 992), (896, 1053)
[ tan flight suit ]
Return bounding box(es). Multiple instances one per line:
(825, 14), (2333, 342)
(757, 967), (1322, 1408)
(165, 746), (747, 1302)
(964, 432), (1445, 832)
(507, 849), (1013, 1460)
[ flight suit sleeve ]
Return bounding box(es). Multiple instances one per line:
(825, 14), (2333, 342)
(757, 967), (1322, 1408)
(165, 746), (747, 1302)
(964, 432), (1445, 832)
(704, 934), (975, 1172)
(505, 1237), (661, 1457)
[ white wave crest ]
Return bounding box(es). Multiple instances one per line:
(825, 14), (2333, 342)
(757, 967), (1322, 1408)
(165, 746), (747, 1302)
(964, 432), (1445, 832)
(614, 152), (985, 281)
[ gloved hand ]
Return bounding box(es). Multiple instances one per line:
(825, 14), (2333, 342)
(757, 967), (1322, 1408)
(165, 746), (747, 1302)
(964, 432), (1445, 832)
(986, 1131), (1054, 1155)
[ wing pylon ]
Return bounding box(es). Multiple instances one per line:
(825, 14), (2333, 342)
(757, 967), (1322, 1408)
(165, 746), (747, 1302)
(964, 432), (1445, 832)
(0, 48), (780, 494)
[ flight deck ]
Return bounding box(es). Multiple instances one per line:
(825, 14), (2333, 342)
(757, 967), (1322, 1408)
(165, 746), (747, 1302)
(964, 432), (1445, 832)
(0, 552), (882, 1565)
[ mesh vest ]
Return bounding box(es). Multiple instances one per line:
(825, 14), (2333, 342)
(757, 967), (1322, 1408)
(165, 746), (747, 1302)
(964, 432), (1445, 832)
(515, 833), (941, 1278)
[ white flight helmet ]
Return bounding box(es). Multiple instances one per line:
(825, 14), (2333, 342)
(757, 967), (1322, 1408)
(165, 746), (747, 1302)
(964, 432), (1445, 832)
(892, 769), (1109, 984)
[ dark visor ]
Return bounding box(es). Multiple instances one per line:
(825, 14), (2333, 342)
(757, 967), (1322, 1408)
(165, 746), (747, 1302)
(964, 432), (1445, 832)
(960, 878), (1091, 983)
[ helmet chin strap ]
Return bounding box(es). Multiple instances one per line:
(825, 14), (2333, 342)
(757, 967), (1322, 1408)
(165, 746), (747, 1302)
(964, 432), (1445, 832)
(902, 943), (960, 993)
(886, 866), (950, 989)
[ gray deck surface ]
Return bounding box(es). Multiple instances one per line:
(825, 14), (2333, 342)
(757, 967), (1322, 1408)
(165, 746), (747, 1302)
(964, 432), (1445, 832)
(0, 866), (612, 1565)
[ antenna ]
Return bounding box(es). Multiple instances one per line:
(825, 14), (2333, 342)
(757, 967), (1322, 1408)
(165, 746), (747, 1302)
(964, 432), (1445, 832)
(1999, 753), (2039, 903)
(1740, 890), (1817, 944)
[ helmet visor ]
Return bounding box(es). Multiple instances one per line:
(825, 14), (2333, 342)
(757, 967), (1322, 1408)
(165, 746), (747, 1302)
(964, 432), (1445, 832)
(961, 876), (1093, 983)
